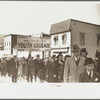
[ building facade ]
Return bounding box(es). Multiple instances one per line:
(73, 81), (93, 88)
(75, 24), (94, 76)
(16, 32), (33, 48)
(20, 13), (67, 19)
(50, 19), (100, 58)
(4, 33), (50, 58)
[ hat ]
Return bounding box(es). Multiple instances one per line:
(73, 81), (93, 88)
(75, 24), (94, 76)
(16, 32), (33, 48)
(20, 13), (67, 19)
(80, 48), (88, 55)
(84, 58), (94, 65)
(72, 45), (80, 52)
(37, 54), (40, 57)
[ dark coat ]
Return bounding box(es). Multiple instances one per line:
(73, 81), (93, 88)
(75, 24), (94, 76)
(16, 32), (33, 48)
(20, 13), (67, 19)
(38, 61), (46, 80)
(58, 61), (64, 82)
(46, 61), (55, 82)
(79, 70), (100, 82)
(96, 58), (100, 74)
(26, 58), (35, 76)
(34, 59), (41, 76)
(10, 58), (19, 71)
(55, 60), (60, 76)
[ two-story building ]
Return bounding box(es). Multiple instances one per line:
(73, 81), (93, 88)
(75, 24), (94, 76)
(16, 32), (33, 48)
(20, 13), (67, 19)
(50, 19), (100, 58)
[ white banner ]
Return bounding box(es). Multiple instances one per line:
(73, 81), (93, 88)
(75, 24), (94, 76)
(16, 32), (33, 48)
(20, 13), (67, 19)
(17, 36), (51, 51)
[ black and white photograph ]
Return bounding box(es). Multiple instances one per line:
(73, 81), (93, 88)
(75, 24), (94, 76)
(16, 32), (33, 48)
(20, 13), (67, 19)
(0, 1), (100, 99)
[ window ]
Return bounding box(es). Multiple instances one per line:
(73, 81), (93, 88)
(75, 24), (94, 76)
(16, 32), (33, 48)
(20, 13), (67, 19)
(62, 34), (67, 44)
(9, 42), (10, 46)
(54, 36), (58, 45)
(97, 34), (100, 46)
(79, 33), (85, 45)
(5, 42), (6, 46)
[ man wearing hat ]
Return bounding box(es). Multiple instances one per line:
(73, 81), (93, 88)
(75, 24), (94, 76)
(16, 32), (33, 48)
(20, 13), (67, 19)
(64, 45), (85, 82)
(79, 58), (100, 82)
(80, 48), (88, 59)
(34, 54), (40, 81)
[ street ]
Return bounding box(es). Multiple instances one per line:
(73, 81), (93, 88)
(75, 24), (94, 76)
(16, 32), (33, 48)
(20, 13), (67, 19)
(0, 75), (42, 83)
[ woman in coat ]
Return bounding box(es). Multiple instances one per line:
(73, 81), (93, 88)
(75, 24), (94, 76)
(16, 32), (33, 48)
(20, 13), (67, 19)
(38, 58), (46, 82)
(26, 56), (35, 82)
(46, 57), (55, 82)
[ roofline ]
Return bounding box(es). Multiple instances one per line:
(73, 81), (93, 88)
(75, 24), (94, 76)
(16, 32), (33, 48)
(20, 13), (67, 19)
(51, 19), (71, 26)
(50, 30), (70, 35)
(4, 34), (29, 37)
(51, 18), (100, 27)
(42, 33), (50, 36)
(70, 19), (100, 27)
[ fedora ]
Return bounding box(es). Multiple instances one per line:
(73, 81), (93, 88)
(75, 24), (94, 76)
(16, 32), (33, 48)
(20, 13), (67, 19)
(72, 45), (80, 52)
(84, 58), (94, 65)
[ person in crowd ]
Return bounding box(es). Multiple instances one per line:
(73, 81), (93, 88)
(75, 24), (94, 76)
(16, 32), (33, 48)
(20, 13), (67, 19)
(80, 48), (88, 59)
(34, 54), (40, 81)
(24, 58), (28, 79)
(0, 59), (1, 75)
(27, 54), (35, 82)
(64, 45), (85, 82)
(52, 55), (57, 61)
(54, 55), (60, 82)
(46, 57), (55, 82)
(52, 55), (57, 82)
(95, 50), (100, 73)
(21, 57), (26, 79)
(38, 58), (46, 82)
(57, 54), (64, 82)
(1, 58), (7, 77)
(17, 57), (23, 80)
(54, 53), (64, 82)
(7, 58), (12, 76)
(11, 56), (19, 83)
(79, 57), (100, 82)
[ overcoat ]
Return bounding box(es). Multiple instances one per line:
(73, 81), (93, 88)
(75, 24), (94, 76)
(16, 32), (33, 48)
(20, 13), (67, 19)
(46, 61), (55, 82)
(79, 70), (100, 82)
(64, 56), (85, 82)
(38, 61), (46, 80)
(26, 58), (35, 76)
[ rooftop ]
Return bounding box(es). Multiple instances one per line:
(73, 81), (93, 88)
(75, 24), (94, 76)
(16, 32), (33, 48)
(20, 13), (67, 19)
(50, 19), (100, 34)
(4, 34), (30, 37)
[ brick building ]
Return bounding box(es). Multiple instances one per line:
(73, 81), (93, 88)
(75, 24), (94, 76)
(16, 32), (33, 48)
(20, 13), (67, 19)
(50, 19), (100, 58)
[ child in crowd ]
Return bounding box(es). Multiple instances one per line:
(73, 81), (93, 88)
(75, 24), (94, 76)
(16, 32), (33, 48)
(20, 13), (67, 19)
(79, 57), (100, 82)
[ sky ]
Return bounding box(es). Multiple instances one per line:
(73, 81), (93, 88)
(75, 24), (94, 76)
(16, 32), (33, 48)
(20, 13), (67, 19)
(0, 1), (100, 35)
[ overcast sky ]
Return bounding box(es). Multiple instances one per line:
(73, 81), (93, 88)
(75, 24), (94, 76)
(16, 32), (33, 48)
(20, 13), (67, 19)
(0, 1), (100, 35)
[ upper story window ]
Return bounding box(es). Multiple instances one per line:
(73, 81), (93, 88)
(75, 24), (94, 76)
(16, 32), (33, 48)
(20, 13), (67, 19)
(54, 35), (58, 45)
(5, 42), (6, 46)
(9, 41), (10, 46)
(79, 33), (85, 45)
(97, 34), (100, 46)
(7, 42), (8, 46)
(62, 34), (67, 45)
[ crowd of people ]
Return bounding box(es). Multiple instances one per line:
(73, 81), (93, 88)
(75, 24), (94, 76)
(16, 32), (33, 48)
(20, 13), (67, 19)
(0, 45), (100, 83)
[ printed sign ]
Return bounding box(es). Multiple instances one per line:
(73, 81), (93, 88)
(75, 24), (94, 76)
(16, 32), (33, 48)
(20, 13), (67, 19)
(17, 36), (50, 51)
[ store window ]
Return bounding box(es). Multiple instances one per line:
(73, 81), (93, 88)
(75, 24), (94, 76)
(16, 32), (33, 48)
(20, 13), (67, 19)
(62, 34), (67, 44)
(54, 35), (58, 45)
(79, 33), (85, 45)
(97, 34), (100, 46)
